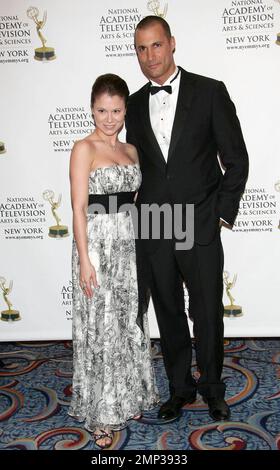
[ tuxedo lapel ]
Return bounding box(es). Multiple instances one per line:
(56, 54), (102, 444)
(167, 70), (196, 164)
(138, 85), (166, 171)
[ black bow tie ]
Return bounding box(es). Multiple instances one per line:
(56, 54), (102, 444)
(150, 85), (172, 95)
(149, 69), (181, 95)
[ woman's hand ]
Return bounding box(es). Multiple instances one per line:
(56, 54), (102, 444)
(79, 259), (99, 298)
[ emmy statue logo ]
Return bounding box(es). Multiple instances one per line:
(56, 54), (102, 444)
(0, 277), (21, 322)
(43, 190), (69, 238)
(223, 271), (243, 318)
(275, 0), (280, 45)
(0, 142), (6, 154)
(274, 180), (280, 229)
(147, 1), (168, 18)
(27, 6), (56, 61)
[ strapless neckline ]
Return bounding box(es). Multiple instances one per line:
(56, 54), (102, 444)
(89, 163), (139, 176)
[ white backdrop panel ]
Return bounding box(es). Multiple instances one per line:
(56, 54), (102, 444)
(0, 0), (279, 340)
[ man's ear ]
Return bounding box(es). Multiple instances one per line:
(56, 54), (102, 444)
(171, 36), (176, 54)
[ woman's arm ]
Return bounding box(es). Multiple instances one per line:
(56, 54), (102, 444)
(70, 140), (98, 297)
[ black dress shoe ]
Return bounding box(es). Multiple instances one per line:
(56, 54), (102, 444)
(158, 393), (196, 421)
(203, 397), (230, 421)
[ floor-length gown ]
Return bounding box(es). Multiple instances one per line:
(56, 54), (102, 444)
(68, 163), (159, 431)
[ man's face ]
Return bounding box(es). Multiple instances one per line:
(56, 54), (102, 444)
(135, 23), (176, 85)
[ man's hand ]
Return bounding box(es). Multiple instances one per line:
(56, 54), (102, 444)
(219, 218), (233, 229)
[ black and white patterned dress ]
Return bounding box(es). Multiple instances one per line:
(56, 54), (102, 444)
(69, 164), (159, 431)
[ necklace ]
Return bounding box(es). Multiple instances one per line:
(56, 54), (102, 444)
(104, 141), (118, 151)
(101, 139), (118, 151)
(95, 131), (118, 151)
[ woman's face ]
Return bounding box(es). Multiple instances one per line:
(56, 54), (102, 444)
(92, 92), (126, 136)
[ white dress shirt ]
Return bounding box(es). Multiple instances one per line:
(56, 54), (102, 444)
(149, 67), (181, 162)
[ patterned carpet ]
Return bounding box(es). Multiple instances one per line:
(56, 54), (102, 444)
(0, 339), (280, 451)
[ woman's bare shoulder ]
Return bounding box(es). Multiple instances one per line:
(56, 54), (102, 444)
(123, 142), (139, 163)
(70, 137), (97, 174)
(72, 136), (96, 153)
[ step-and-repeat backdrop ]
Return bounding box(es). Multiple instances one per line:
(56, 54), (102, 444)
(0, 0), (279, 340)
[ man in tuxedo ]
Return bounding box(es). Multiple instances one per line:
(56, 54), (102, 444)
(126, 16), (248, 421)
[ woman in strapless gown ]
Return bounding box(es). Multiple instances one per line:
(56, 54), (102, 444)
(68, 74), (159, 449)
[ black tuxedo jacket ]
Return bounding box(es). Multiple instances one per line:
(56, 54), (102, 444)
(126, 68), (249, 247)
